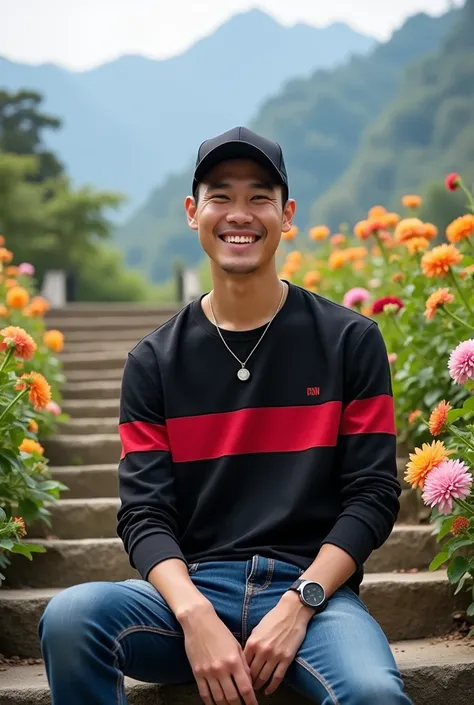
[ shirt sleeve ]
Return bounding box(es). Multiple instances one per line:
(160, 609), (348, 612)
(321, 321), (401, 568)
(116, 351), (186, 580)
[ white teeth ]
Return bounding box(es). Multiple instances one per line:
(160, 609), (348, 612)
(223, 235), (256, 244)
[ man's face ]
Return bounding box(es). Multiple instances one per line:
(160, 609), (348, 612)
(185, 159), (295, 275)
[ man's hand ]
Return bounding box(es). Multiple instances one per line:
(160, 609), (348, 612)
(180, 602), (258, 705)
(243, 591), (313, 696)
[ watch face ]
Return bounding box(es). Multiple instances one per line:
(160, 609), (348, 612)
(302, 582), (325, 608)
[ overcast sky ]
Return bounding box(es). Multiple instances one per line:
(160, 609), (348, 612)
(0, 0), (463, 70)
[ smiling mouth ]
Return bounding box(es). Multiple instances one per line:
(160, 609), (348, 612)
(219, 234), (262, 244)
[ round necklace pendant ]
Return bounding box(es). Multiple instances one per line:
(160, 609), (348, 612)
(237, 367), (250, 381)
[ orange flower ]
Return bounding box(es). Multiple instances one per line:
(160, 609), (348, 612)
(354, 220), (371, 240)
(428, 400), (452, 436)
(423, 223), (438, 240)
(309, 225), (330, 241)
(28, 419), (39, 434)
(278, 270), (293, 281)
(402, 194), (422, 209)
(0, 304), (8, 318)
(446, 214), (474, 243)
(345, 247), (368, 262)
(281, 225), (298, 241)
(43, 330), (64, 353)
(392, 272), (404, 283)
(460, 264), (474, 279)
(405, 440), (452, 489)
(361, 305), (372, 316)
(421, 244), (462, 278)
(19, 438), (44, 456)
(408, 409), (422, 424)
(405, 237), (430, 255)
(286, 250), (302, 262)
(424, 288), (455, 320)
(0, 326), (37, 360)
(6, 286), (30, 309)
(15, 371), (52, 410)
(330, 234), (346, 246)
(0, 247), (13, 263)
(28, 296), (51, 317)
(283, 259), (300, 274)
(13, 516), (27, 538)
(5, 278), (18, 288)
(353, 260), (366, 272)
(368, 205), (387, 220)
(328, 250), (347, 269)
(303, 271), (321, 288)
(6, 266), (19, 277)
(452, 516), (470, 535)
(0, 235), (5, 246)
(381, 212), (401, 228)
(394, 218), (425, 243)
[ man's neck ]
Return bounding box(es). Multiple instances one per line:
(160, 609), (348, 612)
(202, 269), (288, 332)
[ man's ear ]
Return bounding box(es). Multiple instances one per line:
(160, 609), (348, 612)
(185, 195), (198, 231)
(281, 198), (297, 233)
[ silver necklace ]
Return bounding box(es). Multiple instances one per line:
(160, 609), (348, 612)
(208, 281), (286, 382)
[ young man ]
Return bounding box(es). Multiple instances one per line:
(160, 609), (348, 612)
(40, 127), (412, 704)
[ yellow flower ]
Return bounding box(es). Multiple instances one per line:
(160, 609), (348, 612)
(421, 244), (463, 278)
(402, 194), (422, 209)
(309, 225), (330, 241)
(405, 440), (452, 489)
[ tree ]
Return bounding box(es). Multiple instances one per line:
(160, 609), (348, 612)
(0, 90), (63, 183)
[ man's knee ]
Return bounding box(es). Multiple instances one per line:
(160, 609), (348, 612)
(39, 581), (116, 652)
(346, 672), (408, 705)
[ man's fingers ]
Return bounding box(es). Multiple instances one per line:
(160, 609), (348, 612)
(252, 659), (277, 691)
(233, 663), (259, 705)
(264, 661), (288, 696)
(196, 676), (214, 705)
(206, 676), (226, 704)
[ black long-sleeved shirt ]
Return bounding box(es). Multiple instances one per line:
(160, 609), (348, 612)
(116, 282), (401, 594)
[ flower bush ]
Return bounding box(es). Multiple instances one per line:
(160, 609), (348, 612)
(0, 238), (68, 583)
(279, 173), (474, 630)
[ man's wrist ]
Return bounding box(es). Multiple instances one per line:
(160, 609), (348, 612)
(280, 588), (316, 622)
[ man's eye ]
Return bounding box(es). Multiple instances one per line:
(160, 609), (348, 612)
(252, 194), (269, 200)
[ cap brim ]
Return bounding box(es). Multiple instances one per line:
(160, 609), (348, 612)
(193, 140), (286, 194)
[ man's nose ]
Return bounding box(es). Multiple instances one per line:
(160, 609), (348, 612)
(226, 207), (253, 224)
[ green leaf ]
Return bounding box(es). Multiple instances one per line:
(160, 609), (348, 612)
(0, 538), (14, 550)
(10, 542), (47, 559)
(438, 517), (455, 540)
(467, 603), (474, 617)
(462, 396), (474, 413)
(447, 409), (465, 423)
(429, 551), (449, 571)
(0, 508), (7, 522)
(447, 556), (470, 583)
(447, 537), (474, 558)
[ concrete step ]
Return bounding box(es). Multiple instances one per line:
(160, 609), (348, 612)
(62, 380), (121, 400)
(51, 465), (118, 498)
(58, 417), (118, 435)
(44, 315), (171, 332)
(59, 350), (127, 371)
(42, 434), (120, 466)
(61, 398), (119, 418)
(46, 304), (178, 318)
(2, 639), (474, 705)
(0, 573), (470, 658)
(65, 367), (124, 382)
(28, 488), (424, 540)
(2, 526), (440, 589)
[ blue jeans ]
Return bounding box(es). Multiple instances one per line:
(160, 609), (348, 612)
(39, 555), (412, 704)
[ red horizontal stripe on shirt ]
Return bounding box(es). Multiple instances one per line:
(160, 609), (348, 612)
(339, 395), (396, 436)
(119, 421), (170, 459)
(166, 402), (342, 463)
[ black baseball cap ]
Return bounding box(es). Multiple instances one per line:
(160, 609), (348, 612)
(192, 126), (289, 200)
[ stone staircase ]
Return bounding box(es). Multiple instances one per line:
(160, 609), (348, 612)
(0, 304), (473, 704)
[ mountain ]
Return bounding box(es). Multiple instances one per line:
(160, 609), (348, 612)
(0, 9), (375, 217)
(115, 7), (459, 282)
(311, 0), (474, 229)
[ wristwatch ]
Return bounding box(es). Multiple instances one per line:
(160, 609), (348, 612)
(287, 579), (328, 613)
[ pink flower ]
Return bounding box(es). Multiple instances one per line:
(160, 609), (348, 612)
(343, 287), (370, 308)
(18, 263), (35, 276)
(388, 353), (397, 365)
(422, 459), (472, 515)
(45, 400), (61, 416)
(448, 339), (474, 384)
